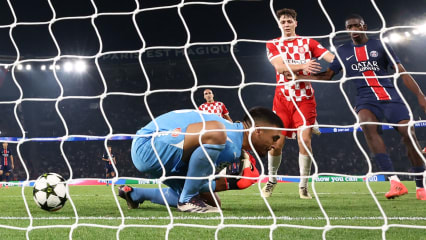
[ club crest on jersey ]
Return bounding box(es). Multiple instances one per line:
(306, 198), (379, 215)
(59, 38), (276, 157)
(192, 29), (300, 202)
(370, 51), (378, 57)
(298, 46), (306, 54)
(171, 128), (182, 137)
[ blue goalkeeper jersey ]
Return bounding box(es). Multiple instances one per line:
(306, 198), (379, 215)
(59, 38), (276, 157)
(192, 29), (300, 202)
(329, 39), (403, 104)
(135, 110), (244, 168)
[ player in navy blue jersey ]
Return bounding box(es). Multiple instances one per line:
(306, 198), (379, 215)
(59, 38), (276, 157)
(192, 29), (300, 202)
(119, 107), (283, 213)
(0, 142), (14, 187)
(299, 14), (426, 200)
(102, 146), (116, 186)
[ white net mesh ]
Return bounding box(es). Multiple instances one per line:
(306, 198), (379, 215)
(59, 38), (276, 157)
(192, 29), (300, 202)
(0, 0), (425, 239)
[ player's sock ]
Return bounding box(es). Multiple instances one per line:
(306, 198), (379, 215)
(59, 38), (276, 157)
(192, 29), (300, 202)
(130, 187), (180, 207)
(388, 175), (400, 182)
(179, 144), (225, 203)
(298, 154), (312, 189)
(199, 180), (217, 193)
(268, 153), (282, 183)
(374, 153), (394, 173)
(412, 166), (425, 188)
(5, 174), (10, 182)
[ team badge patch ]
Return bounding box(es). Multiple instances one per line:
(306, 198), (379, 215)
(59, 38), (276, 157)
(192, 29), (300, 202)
(370, 51), (378, 57)
(171, 128), (182, 137)
(298, 46), (306, 54)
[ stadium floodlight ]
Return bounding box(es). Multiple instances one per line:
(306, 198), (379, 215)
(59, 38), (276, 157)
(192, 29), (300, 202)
(55, 65), (60, 70)
(49, 65), (54, 70)
(64, 61), (73, 72)
(404, 31), (411, 37)
(41, 65), (46, 71)
(418, 24), (426, 33)
(389, 33), (402, 43)
(74, 60), (87, 73)
(25, 64), (32, 70)
(17, 64), (23, 70)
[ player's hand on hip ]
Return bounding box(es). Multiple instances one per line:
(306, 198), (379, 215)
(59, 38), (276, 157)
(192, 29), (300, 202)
(303, 59), (322, 74)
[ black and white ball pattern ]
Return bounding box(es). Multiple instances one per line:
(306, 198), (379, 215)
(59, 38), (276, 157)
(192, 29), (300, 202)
(33, 173), (68, 211)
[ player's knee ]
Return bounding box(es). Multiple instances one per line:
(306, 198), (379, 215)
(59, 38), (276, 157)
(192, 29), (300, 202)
(299, 135), (311, 148)
(361, 126), (378, 140)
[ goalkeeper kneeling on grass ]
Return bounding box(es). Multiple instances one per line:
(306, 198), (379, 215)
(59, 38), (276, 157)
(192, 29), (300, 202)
(118, 150), (260, 210)
(119, 108), (282, 213)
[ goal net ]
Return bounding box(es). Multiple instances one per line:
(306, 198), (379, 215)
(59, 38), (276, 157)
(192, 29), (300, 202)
(0, 0), (425, 239)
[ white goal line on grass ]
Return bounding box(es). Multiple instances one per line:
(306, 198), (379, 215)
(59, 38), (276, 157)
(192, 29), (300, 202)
(1, 216), (425, 221)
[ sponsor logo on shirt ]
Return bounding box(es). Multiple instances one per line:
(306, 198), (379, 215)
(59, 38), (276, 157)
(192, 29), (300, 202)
(171, 128), (182, 137)
(284, 59), (309, 64)
(351, 61), (380, 72)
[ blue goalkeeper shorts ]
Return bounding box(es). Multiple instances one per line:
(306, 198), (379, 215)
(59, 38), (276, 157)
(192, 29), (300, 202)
(131, 133), (187, 179)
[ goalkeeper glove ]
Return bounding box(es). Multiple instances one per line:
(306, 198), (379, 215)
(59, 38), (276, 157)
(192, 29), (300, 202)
(226, 151), (259, 190)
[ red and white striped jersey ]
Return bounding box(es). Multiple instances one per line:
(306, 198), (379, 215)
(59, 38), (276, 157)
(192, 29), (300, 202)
(198, 101), (229, 118)
(266, 36), (329, 101)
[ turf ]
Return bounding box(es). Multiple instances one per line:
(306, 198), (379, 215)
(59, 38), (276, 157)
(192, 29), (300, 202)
(0, 181), (425, 240)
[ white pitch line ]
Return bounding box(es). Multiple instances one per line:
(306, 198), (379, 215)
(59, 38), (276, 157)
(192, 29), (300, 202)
(0, 192), (390, 198)
(1, 216), (425, 221)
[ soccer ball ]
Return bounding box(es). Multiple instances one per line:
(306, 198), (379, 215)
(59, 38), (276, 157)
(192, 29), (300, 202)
(33, 173), (68, 211)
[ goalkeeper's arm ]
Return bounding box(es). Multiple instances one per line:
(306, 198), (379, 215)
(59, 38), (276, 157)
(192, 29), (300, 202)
(215, 151), (259, 191)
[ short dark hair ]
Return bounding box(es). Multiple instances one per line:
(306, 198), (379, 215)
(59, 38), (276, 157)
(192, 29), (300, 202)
(243, 107), (283, 128)
(276, 8), (297, 20)
(345, 14), (364, 23)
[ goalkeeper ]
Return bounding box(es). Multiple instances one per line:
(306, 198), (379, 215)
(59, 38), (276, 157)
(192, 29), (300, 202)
(118, 150), (259, 209)
(119, 107), (282, 213)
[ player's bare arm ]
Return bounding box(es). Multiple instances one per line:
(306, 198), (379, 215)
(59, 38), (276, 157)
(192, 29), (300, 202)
(284, 68), (336, 81)
(223, 114), (232, 122)
(322, 51), (335, 63)
(398, 64), (426, 112)
(313, 68), (336, 80)
(270, 57), (322, 75)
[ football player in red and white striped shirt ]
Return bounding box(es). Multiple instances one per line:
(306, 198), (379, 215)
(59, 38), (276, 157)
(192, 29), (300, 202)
(198, 89), (233, 122)
(262, 8), (335, 199)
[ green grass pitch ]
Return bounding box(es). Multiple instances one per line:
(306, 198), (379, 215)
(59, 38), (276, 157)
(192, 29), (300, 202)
(0, 181), (425, 240)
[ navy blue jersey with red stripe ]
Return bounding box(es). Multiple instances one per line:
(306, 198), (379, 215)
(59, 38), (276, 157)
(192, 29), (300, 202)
(329, 39), (402, 103)
(102, 152), (115, 166)
(1, 148), (12, 166)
